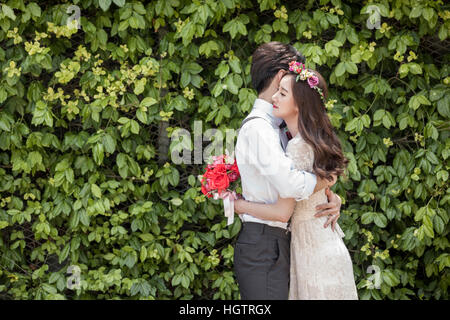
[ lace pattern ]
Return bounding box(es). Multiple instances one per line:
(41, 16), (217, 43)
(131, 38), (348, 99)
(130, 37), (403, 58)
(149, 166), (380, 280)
(286, 133), (358, 300)
(286, 133), (314, 172)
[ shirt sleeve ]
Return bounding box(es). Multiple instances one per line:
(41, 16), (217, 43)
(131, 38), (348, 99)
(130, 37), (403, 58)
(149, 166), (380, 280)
(240, 119), (317, 201)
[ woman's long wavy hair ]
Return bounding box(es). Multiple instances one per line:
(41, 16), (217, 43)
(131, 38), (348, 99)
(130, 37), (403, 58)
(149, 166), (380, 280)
(286, 69), (349, 181)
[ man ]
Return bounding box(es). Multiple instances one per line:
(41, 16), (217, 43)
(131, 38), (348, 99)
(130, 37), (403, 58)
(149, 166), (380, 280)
(233, 42), (342, 300)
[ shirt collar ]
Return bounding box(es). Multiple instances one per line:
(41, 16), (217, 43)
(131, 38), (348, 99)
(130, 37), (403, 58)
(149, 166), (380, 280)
(251, 98), (284, 127)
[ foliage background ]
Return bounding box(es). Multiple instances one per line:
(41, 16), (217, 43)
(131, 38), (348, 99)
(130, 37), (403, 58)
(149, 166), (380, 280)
(0, 0), (448, 300)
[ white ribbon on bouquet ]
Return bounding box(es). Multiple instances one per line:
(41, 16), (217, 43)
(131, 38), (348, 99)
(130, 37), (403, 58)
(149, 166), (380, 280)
(214, 190), (238, 226)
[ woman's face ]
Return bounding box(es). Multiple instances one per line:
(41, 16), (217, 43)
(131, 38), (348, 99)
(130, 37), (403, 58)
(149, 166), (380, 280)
(272, 75), (298, 120)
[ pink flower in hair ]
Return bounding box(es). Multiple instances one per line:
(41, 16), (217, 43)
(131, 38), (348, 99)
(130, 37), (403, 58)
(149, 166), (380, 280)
(289, 61), (304, 73)
(307, 75), (319, 88)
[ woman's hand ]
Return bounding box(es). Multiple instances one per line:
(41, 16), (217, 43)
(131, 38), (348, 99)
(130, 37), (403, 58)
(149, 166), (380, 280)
(234, 199), (248, 215)
(314, 173), (338, 193)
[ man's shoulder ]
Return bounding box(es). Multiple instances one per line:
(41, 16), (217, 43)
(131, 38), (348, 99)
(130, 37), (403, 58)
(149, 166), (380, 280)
(236, 116), (278, 153)
(240, 115), (275, 132)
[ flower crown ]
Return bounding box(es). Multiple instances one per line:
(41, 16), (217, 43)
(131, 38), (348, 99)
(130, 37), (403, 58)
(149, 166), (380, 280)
(288, 61), (326, 103)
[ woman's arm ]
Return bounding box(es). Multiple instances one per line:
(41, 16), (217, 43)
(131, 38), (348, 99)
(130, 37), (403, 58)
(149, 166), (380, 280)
(234, 196), (296, 223)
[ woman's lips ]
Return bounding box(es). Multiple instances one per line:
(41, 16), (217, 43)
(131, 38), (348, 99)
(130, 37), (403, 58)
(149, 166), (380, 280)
(273, 105), (279, 109)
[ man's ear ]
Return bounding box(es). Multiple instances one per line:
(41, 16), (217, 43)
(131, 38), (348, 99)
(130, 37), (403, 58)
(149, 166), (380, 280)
(272, 69), (285, 87)
(277, 69), (286, 81)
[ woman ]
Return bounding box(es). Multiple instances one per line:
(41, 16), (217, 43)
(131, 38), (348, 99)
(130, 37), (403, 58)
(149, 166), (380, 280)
(234, 61), (358, 300)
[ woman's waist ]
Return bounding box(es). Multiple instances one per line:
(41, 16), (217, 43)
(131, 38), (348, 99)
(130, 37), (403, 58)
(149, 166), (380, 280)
(291, 189), (328, 222)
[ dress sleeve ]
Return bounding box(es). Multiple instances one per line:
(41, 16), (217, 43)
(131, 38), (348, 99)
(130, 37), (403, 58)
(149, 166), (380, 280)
(286, 136), (315, 172)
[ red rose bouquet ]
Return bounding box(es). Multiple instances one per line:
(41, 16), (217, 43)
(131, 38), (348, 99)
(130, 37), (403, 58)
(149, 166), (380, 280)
(200, 154), (240, 225)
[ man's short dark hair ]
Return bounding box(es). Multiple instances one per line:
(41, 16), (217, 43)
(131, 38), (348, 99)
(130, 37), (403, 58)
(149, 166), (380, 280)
(251, 42), (306, 94)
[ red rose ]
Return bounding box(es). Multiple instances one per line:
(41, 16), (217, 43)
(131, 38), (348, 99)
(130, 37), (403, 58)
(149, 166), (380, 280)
(231, 162), (240, 175)
(228, 171), (239, 182)
(201, 168), (216, 197)
(201, 158), (239, 196)
(201, 180), (213, 198)
(211, 174), (229, 193)
(213, 163), (227, 173)
(227, 161), (240, 182)
(208, 165), (229, 193)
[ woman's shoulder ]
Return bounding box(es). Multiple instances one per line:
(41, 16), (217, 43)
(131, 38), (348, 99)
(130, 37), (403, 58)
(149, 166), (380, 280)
(286, 133), (314, 165)
(287, 132), (310, 149)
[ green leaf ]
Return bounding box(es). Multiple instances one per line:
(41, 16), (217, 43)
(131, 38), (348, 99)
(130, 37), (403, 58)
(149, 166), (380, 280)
(433, 215), (444, 234)
(373, 109), (385, 122)
(199, 40), (219, 57)
(426, 151), (439, 164)
(0, 117), (11, 132)
(346, 26), (358, 44)
(0, 221), (9, 230)
(422, 8), (434, 22)
(223, 18), (247, 38)
(99, 0), (112, 11)
(438, 24), (448, 41)
(171, 198), (183, 206)
(136, 108), (148, 124)
(229, 218), (241, 238)
(408, 63), (422, 75)
(91, 183), (102, 198)
(345, 62), (358, 74)
(140, 97), (157, 107)
(361, 212), (375, 224)
(437, 94), (450, 118)
(93, 143), (104, 165)
(335, 62), (346, 77)
(113, 0), (126, 7)
(374, 213), (388, 228)
(28, 3), (41, 17)
(59, 243), (70, 263)
(103, 134), (116, 154)
(134, 78), (146, 95)
(185, 62), (203, 75)
(140, 246), (147, 262)
(2, 4), (16, 20)
(130, 119), (140, 134)
(225, 75), (238, 95)
(216, 62), (229, 79)
(409, 6), (423, 19)
(382, 270), (400, 287)
(398, 64), (409, 78)
(325, 40), (341, 57)
(118, 20), (129, 32)
(409, 94), (430, 111)
(423, 215), (434, 238)
(229, 58), (241, 74)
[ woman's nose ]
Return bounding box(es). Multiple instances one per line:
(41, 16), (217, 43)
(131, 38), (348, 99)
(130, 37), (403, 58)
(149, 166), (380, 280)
(272, 92), (278, 102)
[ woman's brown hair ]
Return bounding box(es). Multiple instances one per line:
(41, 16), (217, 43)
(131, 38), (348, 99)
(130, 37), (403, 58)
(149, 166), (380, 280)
(287, 69), (348, 181)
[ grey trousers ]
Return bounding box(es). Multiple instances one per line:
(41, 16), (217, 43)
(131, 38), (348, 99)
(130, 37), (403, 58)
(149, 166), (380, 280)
(233, 222), (291, 300)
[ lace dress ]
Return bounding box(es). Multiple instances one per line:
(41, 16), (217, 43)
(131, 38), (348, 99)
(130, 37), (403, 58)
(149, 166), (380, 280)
(286, 133), (358, 300)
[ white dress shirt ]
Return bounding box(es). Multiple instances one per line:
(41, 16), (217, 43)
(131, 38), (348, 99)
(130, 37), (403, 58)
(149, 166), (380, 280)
(235, 98), (317, 229)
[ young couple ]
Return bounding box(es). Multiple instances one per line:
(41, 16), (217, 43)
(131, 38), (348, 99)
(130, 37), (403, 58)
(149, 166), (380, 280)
(233, 42), (358, 300)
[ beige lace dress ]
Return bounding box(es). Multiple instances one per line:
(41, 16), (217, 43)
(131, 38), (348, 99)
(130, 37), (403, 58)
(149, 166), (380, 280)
(286, 133), (358, 300)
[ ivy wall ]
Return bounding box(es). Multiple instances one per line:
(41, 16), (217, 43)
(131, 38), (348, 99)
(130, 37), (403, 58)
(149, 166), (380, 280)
(0, 0), (449, 299)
